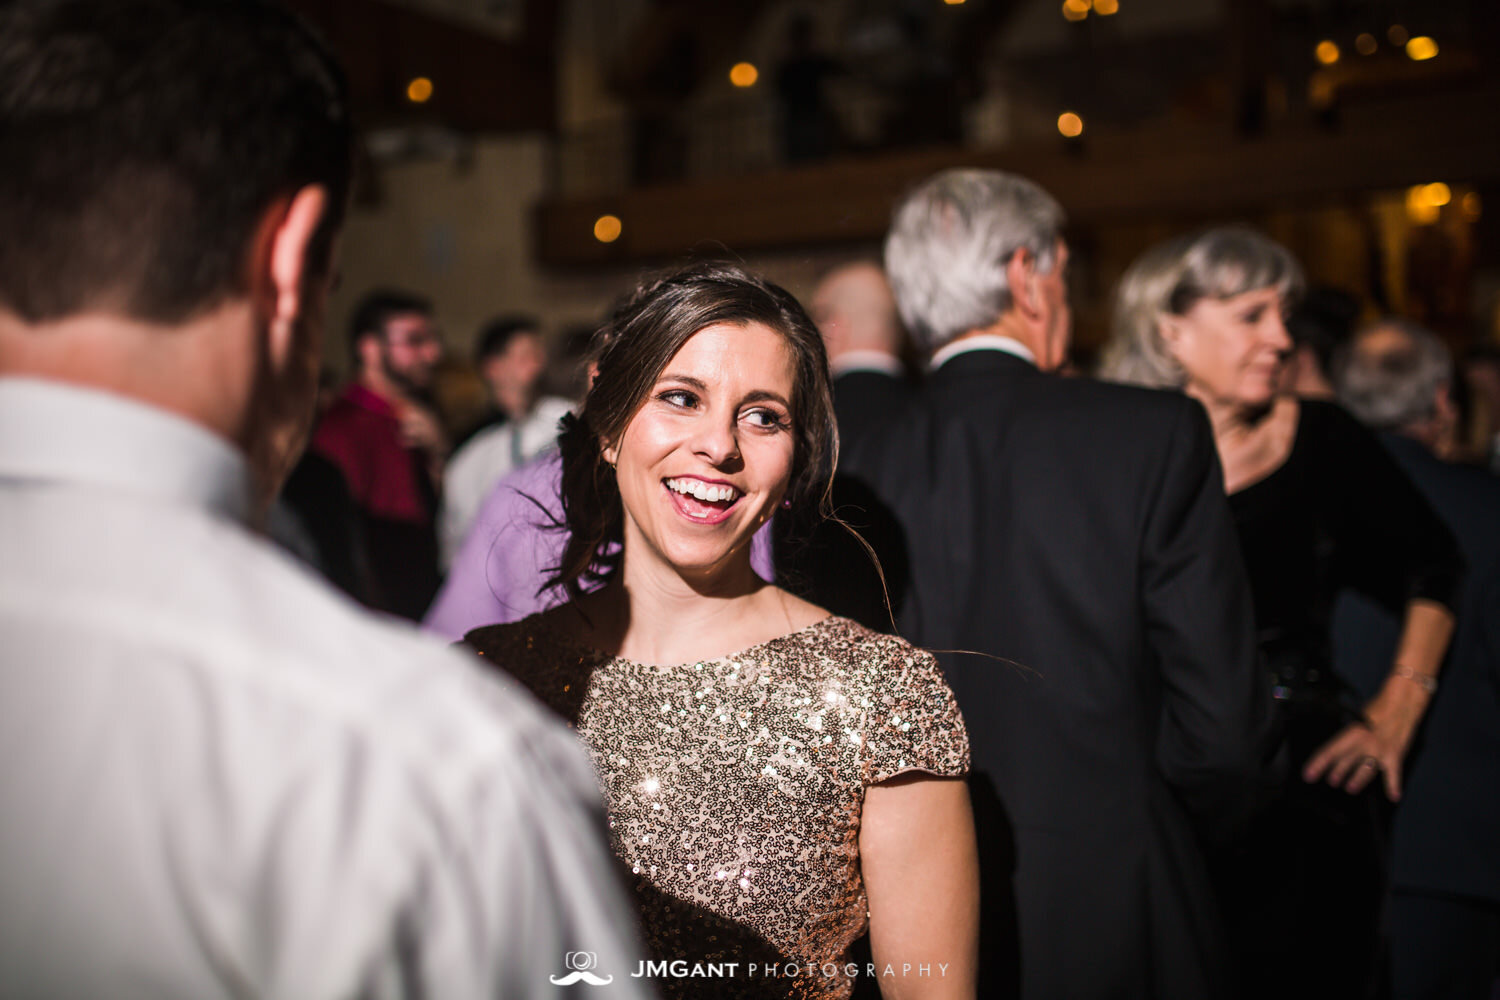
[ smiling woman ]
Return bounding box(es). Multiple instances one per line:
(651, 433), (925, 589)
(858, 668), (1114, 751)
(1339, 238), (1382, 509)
(464, 261), (979, 999)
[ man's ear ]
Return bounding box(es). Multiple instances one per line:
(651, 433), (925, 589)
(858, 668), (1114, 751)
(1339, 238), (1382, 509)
(256, 185), (331, 370)
(1006, 249), (1040, 319)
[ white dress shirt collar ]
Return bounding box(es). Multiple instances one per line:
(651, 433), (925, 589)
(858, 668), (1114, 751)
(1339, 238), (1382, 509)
(0, 376), (252, 523)
(929, 334), (1037, 371)
(830, 350), (906, 379)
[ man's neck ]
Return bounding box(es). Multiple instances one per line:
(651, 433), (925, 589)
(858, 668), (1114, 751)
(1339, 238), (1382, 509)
(0, 304), (257, 445)
(495, 387), (535, 422)
(358, 369), (408, 408)
(949, 317), (1043, 362)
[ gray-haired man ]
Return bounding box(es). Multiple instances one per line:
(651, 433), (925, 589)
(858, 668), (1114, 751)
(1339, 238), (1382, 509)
(840, 168), (1273, 998)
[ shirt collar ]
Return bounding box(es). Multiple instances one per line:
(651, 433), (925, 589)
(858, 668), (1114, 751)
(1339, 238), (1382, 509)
(830, 351), (906, 379)
(0, 376), (253, 523)
(929, 335), (1036, 371)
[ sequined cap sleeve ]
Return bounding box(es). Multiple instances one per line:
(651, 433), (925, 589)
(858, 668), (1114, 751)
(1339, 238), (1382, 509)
(854, 638), (970, 786)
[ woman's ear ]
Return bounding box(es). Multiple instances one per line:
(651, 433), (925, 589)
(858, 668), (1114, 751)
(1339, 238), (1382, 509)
(601, 440), (618, 467)
(1156, 314), (1183, 353)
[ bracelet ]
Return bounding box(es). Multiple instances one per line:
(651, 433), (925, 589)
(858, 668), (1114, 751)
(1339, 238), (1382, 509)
(1393, 664), (1438, 694)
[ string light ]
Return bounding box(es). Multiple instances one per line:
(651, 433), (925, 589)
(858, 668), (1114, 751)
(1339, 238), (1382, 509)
(729, 62), (759, 88)
(1062, 0), (1089, 22)
(1387, 24), (1409, 46)
(1355, 33), (1377, 56)
(1406, 36), (1438, 61)
(1057, 112), (1084, 138)
(406, 77), (434, 103)
(593, 215), (622, 243)
(1094, 0), (1118, 14)
(1315, 40), (1341, 65)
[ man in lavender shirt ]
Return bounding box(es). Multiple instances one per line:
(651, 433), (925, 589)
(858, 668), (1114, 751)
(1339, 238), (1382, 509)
(424, 448), (777, 639)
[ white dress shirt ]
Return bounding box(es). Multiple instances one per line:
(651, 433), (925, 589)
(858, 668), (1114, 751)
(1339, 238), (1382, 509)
(929, 333), (1036, 370)
(440, 395), (574, 568)
(0, 377), (649, 999)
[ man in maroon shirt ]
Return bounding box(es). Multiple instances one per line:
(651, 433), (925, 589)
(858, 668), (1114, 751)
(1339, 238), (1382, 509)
(312, 290), (447, 619)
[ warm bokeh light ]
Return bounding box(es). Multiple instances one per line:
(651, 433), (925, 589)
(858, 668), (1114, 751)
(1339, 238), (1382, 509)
(1094, 0), (1119, 14)
(1062, 0), (1089, 21)
(1387, 24), (1409, 46)
(1355, 33), (1377, 55)
(1405, 187), (1440, 225)
(1461, 192), (1482, 221)
(1308, 76), (1335, 108)
(943, 0), (966, 5)
(1315, 40), (1341, 65)
(1057, 112), (1084, 138)
(1423, 182), (1452, 207)
(1406, 36), (1438, 61)
(729, 62), (759, 88)
(406, 77), (434, 103)
(593, 215), (622, 244)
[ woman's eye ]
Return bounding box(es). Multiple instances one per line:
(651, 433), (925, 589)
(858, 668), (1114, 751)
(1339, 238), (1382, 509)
(1241, 307), (1265, 325)
(743, 408), (789, 430)
(658, 389), (698, 408)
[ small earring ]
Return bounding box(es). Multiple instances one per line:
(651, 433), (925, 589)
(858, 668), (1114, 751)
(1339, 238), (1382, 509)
(780, 498), (792, 509)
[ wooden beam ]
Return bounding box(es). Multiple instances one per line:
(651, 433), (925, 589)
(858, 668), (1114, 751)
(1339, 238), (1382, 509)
(536, 88), (1500, 267)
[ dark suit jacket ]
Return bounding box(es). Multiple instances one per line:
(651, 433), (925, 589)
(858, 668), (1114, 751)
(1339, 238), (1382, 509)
(1334, 435), (1500, 905)
(842, 349), (1273, 999)
(776, 369), (915, 632)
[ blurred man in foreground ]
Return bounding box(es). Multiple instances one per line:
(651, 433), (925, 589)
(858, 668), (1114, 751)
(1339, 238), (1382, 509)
(0, 2), (647, 996)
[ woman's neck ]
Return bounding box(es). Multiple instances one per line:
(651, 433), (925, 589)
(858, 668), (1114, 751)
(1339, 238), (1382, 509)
(1186, 388), (1299, 494)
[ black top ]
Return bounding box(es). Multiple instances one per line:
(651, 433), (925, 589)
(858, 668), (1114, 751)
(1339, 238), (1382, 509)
(1228, 400), (1462, 691)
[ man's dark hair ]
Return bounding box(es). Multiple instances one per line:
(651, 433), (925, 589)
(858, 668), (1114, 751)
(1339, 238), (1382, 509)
(1287, 286), (1361, 377)
(0, 0), (354, 324)
(347, 289), (433, 364)
(475, 315), (542, 364)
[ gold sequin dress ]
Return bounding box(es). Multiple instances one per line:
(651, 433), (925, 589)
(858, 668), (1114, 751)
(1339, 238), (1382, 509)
(465, 614), (969, 999)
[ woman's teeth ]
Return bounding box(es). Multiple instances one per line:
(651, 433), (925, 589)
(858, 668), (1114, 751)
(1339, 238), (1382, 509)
(665, 478), (740, 503)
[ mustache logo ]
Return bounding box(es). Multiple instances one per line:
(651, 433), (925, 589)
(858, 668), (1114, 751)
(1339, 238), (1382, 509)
(550, 951), (614, 986)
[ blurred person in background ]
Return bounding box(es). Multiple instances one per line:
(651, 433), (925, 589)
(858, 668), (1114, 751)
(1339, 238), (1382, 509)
(810, 259), (913, 438)
(1460, 344), (1500, 472)
(1282, 285), (1361, 400)
(1334, 318), (1500, 1000)
(440, 315), (574, 567)
(0, 2), (649, 996)
(844, 168), (1272, 1000)
(311, 289), (446, 619)
(1103, 227), (1462, 1000)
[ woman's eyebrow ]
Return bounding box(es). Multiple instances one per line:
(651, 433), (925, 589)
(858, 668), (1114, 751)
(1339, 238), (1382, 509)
(742, 390), (791, 407)
(657, 374), (708, 391)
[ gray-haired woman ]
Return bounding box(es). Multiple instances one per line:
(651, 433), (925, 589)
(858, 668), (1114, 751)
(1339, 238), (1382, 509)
(1102, 226), (1461, 1000)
